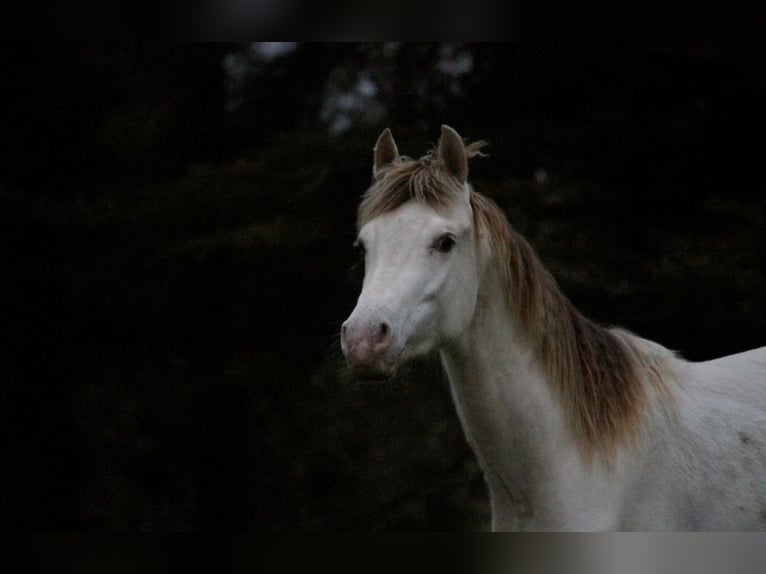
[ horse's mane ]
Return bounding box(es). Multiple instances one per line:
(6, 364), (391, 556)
(471, 193), (676, 460)
(358, 143), (676, 460)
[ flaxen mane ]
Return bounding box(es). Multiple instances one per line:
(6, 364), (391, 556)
(359, 142), (675, 460)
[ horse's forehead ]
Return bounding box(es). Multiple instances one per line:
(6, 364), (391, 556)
(362, 201), (471, 241)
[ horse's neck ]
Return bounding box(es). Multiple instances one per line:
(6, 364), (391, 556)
(438, 267), (610, 528)
(439, 282), (557, 460)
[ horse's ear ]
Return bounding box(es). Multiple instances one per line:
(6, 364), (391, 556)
(437, 125), (468, 185)
(373, 128), (399, 177)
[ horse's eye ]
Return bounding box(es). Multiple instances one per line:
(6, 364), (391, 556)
(353, 240), (366, 257)
(435, 235), (456, 253)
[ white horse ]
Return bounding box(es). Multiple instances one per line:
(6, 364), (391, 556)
(340, 125), (766, 531)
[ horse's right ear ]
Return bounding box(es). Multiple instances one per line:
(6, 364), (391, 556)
(373, 128), (399, 177)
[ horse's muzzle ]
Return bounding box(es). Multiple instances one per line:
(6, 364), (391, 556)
(341, 317), (396, 379)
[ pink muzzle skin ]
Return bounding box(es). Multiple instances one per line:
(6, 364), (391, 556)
(341, 319), (394, 380)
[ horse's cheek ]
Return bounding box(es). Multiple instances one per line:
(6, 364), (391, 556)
(440, 268), (478, 338)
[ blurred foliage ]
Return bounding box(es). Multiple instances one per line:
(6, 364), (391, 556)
(1, 44), (764, 530)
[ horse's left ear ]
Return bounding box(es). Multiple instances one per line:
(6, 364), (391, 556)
(373, 128), (399, 177)
(437, 125), (468, 185)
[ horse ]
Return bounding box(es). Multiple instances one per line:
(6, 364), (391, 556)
(340, 125), (766, 531)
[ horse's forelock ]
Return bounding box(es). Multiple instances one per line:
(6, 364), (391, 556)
(357, 141), (487, 229)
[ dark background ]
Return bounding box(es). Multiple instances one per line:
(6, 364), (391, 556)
(1, 44), (764, 530)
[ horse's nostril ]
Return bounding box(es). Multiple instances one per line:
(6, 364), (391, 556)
(379, 322), (390, 340)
